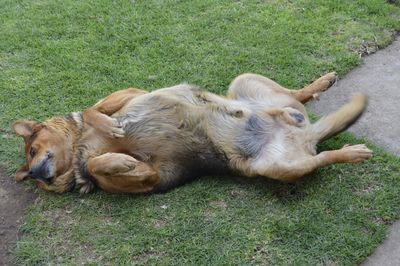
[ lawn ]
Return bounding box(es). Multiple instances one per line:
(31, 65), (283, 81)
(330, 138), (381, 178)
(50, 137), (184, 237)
(1, 0), (400, 264)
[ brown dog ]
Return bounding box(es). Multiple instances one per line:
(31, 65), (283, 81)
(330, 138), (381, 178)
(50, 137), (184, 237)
(12, 72), (372, 193)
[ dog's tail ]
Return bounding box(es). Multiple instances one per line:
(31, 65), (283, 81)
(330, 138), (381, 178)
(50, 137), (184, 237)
(311, 93), (367, 143)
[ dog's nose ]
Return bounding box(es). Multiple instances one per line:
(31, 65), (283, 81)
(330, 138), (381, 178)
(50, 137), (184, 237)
(28, 168), (45, 179)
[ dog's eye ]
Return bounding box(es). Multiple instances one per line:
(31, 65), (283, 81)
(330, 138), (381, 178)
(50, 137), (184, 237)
(30, 148), (37, 158)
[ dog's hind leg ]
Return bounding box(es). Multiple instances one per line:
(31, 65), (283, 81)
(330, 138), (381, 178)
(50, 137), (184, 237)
(87, 152), (159, 193)
(228, 73), (292, 100)
(227, 72), (337, 104)
(292, 72), (337, 104)
(256, 144), (372, 182)
(228, 73), (309, 116)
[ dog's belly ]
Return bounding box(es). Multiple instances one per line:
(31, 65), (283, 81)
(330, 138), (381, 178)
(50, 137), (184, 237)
(113, 92), (233, 191)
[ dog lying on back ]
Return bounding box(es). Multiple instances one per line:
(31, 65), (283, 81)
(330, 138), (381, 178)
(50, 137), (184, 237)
(12, 72), (372, 193)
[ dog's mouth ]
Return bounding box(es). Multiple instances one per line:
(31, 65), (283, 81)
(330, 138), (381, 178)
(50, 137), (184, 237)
(30, 175), (54, 185)
(34, 169), (76, 193)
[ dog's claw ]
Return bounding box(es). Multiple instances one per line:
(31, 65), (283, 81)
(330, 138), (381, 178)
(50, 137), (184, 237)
(328, 72), (338, 86)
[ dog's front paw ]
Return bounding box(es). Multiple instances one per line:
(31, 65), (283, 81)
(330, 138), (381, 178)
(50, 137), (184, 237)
(97, 114), (125, 138)
(91, 152), (138, 175)
(75, 174), (95, 194)
(339, 144), (373, 163)
(79, 181), (95, 194)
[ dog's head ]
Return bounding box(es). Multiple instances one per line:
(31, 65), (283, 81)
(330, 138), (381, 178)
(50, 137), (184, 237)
(12, 118), (76, 192)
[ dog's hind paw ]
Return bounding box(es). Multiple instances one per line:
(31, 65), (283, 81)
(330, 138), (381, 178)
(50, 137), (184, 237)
(314, 72), (338, 92)
(339, 144), (373, 163)
(325, 72), (338, 88)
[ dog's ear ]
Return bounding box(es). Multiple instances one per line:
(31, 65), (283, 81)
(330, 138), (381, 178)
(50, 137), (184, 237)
(12, 120), (39, 139)
(15, 164), (30, 182)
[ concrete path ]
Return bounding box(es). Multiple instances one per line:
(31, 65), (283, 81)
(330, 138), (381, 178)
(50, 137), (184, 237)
(309, 36), (400, 265)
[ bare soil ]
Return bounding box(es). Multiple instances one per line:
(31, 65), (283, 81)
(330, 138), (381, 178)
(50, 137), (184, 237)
(0, 171), (36, 266)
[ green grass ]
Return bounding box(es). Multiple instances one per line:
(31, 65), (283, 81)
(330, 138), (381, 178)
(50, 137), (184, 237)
(1, 0), (400, 264)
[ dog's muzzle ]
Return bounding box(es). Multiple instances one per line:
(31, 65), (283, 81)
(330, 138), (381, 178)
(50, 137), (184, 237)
(28, 156), (54, 185)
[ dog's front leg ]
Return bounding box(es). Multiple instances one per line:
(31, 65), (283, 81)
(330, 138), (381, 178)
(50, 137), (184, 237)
(87, 152), (159, 193)
(83, 88), (147, 138)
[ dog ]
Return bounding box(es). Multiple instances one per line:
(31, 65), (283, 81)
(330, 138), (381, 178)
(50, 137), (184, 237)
(12, 72), (372, 193)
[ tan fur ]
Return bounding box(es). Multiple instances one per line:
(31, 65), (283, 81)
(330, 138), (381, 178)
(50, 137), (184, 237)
(12, 72), (372, 193)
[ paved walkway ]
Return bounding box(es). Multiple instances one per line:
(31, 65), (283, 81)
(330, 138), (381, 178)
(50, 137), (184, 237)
(309, 36), (400, 265)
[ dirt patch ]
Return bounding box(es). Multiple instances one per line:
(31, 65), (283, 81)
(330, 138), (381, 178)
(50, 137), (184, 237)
(0, 171), (36, 266)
